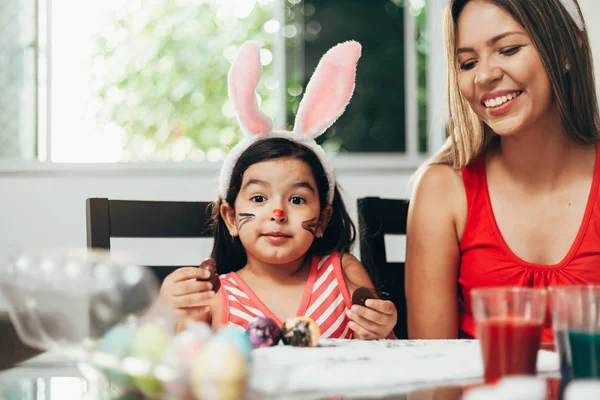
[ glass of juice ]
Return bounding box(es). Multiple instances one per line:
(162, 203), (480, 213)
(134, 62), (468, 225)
(562, 285), (600, 379)
(548, 286), (574, 383)
(471, 287), (547, 383)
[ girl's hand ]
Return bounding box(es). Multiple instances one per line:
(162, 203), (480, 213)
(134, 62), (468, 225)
(347, 299), (398, 340)
(160, 267), (215, 321)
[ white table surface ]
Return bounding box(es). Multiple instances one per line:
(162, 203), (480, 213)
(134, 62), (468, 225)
(0, 339), (560, 400)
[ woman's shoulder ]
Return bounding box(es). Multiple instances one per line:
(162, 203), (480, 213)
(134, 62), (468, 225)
(410, 164), (467, 234)
(412, 164), (464, 204)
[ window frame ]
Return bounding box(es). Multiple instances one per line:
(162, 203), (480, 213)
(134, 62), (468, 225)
(2, 0), (447, 171)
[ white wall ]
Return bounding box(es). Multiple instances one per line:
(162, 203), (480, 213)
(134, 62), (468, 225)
(0, 160), (415, 268)
(580, 0), (600, 98)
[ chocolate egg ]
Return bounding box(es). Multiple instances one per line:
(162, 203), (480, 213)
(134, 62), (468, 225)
(352, 286), (377, 307)
(246, 317), (281, 348)
(196, 258), (220, 293)
(281, 316), (320, 347)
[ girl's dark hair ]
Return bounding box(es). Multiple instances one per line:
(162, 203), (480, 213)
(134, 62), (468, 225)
(210, 138), (356, 274)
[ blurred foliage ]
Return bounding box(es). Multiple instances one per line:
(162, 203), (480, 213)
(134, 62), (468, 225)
(93, 0), (428, 159)
(93, 0), (278, 161)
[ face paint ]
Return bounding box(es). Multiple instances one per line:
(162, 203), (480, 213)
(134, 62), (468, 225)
(302, 217), (317, 236)
(273, 209), (284, 219)
(238, 212), (256, 231)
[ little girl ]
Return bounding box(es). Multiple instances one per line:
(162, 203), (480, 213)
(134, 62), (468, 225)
(161, 40), (397, 340)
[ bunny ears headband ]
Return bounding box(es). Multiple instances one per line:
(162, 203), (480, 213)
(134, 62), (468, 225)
(219, 40), (362, 204)
(560, 0), (584, 31)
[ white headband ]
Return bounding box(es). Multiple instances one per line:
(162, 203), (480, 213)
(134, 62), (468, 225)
(219, 40), (362, 205)
(559, 0), (584, 31)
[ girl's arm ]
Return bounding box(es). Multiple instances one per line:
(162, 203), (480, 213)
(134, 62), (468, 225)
(341, 253), (398, 339)
(405, 164), (464, 339)
(159, 267), (216, 332)
(175, 292), (222, 333)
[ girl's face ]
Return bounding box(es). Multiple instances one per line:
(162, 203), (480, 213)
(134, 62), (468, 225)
(456, 0), (556, 136)
(222, 157), (331, 266)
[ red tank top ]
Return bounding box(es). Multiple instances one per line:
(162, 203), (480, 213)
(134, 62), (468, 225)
(459, 145), (600, 343)
(219, 251), (353, 339)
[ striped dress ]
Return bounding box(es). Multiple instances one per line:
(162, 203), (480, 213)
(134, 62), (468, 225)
(219, 251), (353, 339)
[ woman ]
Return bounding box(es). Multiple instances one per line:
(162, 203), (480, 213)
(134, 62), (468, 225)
(406, 0), (600, 342)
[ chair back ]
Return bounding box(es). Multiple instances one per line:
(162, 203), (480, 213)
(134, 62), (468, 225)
(357, 196), (409, 339)
(86, 198), (213, 282)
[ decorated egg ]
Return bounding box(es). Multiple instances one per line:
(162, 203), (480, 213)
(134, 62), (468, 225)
(190, 339), (247, 400)
(129, 323), (171, 395)
(281, 316), (321, 347)
(246, 317), (281, 348)
(187, 320), (213, 341)
(162, 322), (213, 400)
(214, 326), (253, 361)
(163, 321), (212, 370)
(100, 322), (136, 388)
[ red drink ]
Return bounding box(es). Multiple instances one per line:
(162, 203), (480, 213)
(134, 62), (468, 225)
(479, 318), (543, 382)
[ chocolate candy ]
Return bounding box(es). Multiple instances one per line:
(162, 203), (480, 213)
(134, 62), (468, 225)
(281, 316), (320, 347)
(246, 317), (281, 348)
(197, 258), (220, 293)
(352, 286), (377, 307)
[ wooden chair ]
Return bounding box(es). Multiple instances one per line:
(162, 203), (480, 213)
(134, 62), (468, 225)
(357, 197), (410, 339)
(86, 198), (213, 283)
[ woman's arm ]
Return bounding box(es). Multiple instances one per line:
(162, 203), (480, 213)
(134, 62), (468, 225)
(405, 164), (465, 339)
(342, 253), (398, 339)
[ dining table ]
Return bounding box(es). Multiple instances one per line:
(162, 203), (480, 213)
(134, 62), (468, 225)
(0, 338), (563, 400)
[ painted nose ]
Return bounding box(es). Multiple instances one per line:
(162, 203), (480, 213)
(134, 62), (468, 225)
(271, 208), (286, 222)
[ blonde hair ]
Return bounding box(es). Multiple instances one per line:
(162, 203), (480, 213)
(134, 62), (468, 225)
(417, 0), (600, 176)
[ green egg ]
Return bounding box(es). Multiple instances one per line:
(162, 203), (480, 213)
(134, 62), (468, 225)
(100, 323), (135, 388)
(129, 323), (171, 395)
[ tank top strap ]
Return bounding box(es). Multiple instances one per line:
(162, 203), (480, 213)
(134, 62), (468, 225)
(461, 155), (485, 214)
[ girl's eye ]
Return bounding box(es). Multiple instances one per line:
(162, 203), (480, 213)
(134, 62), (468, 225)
(251, 195), (266, 203)
(290, 196), (306, 205)
(500, 46), (522, 56)
(460, 60), (477, 71)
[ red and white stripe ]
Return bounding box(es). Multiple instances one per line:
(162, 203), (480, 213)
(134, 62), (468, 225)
(219, 252), (352, 339)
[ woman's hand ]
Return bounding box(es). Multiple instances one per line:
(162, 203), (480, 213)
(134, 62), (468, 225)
(347, 299), (398, 339)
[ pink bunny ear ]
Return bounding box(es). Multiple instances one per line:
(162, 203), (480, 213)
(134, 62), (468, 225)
(228, 41), (273, 136)
(293, 41), (361, 139)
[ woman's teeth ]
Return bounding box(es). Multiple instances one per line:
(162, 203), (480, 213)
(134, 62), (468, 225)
(484, 91), (522, 108)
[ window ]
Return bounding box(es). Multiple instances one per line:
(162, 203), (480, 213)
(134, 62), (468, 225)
(2, 0), (441, 163)
(0, 0), (38, 160)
